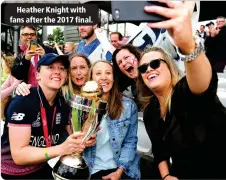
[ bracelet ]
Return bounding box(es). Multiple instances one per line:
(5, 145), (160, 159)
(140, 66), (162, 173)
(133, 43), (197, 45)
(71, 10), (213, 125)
(162, 173), (170, 180)
(44, 148), (50, 161)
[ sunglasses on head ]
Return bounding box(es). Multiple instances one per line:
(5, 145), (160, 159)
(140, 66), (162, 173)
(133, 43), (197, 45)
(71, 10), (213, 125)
(138, 58), (166, 74)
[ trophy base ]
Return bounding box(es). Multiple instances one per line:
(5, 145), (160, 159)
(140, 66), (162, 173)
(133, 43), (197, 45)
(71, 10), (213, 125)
(52, 155), (90, 180)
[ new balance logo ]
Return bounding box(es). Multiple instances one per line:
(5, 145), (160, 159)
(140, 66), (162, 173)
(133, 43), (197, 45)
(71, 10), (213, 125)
(11, 113), (25, 121)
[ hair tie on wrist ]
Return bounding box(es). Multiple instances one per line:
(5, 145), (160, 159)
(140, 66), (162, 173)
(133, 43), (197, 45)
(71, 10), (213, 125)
(162, 173), (170, 180)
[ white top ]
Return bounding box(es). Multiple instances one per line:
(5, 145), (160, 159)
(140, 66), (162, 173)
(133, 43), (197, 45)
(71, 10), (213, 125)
(92, 116), (117, 174)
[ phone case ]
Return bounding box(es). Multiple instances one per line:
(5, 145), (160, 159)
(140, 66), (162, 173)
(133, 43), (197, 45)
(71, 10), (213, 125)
(30, 40), (38, 51)
(111, 1), (168, 23)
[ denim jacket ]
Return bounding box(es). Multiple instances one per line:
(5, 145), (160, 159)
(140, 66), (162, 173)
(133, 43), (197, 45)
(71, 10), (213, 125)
(83, 96), (140, 179)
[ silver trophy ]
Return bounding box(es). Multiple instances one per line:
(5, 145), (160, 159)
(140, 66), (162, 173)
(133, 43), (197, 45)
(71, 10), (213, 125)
(52, 95), (108, 180)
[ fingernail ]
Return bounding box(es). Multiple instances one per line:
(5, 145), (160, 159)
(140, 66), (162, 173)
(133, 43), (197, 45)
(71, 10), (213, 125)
(144, 6), (149, 10)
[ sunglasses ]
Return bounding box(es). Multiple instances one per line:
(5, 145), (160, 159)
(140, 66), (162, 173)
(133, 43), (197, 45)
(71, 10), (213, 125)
(21, 33), (36, 37)
(138, 58), (166, 74)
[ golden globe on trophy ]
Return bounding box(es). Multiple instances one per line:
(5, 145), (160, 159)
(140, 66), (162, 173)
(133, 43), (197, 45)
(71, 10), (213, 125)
(52, 81), (108, 180)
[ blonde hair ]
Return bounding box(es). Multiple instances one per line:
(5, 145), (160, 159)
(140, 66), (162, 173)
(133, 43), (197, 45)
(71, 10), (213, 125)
(1, 54), (15, 71)
(61, 53), (91, 101)
(89, 60), (123, 120)
(65, 42), (77, 52)
(137, 46), (182, 113)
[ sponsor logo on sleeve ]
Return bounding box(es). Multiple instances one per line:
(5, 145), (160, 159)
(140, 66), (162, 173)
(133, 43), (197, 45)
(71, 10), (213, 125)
(11, 113), (25, 121)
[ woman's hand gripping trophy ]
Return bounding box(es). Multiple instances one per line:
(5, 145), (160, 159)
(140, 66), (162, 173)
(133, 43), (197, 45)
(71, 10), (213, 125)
(70, 81), (107, 152)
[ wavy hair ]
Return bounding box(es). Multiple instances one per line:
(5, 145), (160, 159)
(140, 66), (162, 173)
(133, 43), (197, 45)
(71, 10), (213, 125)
(61, 53), (91, 101)
(137, 46), (182, 113)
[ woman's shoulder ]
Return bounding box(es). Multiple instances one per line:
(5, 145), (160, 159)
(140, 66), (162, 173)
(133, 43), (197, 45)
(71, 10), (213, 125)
(122, 95), (136, 105)
(11, 87), (37, 104)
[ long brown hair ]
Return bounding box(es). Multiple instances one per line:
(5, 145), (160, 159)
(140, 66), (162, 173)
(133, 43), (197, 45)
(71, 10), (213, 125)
(89, 60), (123, 120)
(62, 53), (91, 101)
(112, 44), (142, 92)
(137, 46), (182, 112)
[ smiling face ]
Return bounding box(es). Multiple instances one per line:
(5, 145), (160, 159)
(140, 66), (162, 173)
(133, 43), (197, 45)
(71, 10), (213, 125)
(91, 62), (114, 95)
(70, 56), (89, 87)
(115, 49), (139, 79)
(37, 61), (67, 91)
(20, 26), (37, 47)
(139, 51), (171, 92)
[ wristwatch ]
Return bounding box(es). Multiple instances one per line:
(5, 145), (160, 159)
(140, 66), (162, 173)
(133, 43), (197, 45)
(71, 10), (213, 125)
(176, 41), (204, 62)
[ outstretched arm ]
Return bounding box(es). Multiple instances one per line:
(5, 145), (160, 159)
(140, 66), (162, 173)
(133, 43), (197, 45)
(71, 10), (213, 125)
(145, 0), (212, 95)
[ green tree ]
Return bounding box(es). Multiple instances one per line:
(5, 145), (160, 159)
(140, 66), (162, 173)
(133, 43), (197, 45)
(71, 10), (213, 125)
(47, 27), (64, 44)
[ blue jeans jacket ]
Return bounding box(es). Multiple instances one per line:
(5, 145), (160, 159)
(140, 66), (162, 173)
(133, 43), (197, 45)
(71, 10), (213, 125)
(83, 96), (140, 179)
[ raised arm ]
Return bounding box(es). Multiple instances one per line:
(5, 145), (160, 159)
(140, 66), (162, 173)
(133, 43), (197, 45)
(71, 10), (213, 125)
(54, 42), (64, 55)
(144, 0), (212, 94)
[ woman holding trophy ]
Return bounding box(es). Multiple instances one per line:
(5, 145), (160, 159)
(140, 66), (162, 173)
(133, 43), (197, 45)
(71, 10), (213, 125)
(1, 53), (96, 179)
(83, 60), (141, 179)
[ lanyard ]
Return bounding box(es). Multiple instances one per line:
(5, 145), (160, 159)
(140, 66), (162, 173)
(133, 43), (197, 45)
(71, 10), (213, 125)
(37, 86), (60, 147)
(40, 105), (56, 147)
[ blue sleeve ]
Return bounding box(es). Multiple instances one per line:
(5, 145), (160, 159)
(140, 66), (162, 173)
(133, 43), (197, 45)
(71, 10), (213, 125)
(105, 51), (112, 61)
(118, 99), (139, 170)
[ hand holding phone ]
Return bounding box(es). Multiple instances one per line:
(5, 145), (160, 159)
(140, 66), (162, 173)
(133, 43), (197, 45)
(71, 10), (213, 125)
(145, 1), (194, 53)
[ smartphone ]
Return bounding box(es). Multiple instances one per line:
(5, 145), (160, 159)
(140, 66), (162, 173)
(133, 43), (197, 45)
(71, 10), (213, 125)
(111, 1), (169, 23)
(30, 40), (38, 51)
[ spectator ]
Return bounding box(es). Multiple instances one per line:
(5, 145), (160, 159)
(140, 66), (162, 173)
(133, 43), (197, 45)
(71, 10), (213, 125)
(110, 32), (123, 48)
(205, 21), (215, 37)
(112, 44), (142, 110)
(11, 25), (56, 87)
(205, 16), (226, 72)
(62, 53), (91, 101)
(1, 55), (21, 120)
(138, 2), (226, 179)
(55, 42), (76, 56)
(84, 60), (140, 179)
(76, 25), (112, 63)
(195, 30), (200, 37)
(199, 25), (207, 40)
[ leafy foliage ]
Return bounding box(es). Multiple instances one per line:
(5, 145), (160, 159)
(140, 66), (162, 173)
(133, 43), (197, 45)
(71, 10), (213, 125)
(47, 27), (64, 45)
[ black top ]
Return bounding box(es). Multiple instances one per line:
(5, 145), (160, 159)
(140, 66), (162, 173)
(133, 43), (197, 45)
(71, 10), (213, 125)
(205, 26), (226, 62)
(1, 87), (70, 175)
(143, 71), (226, 179)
